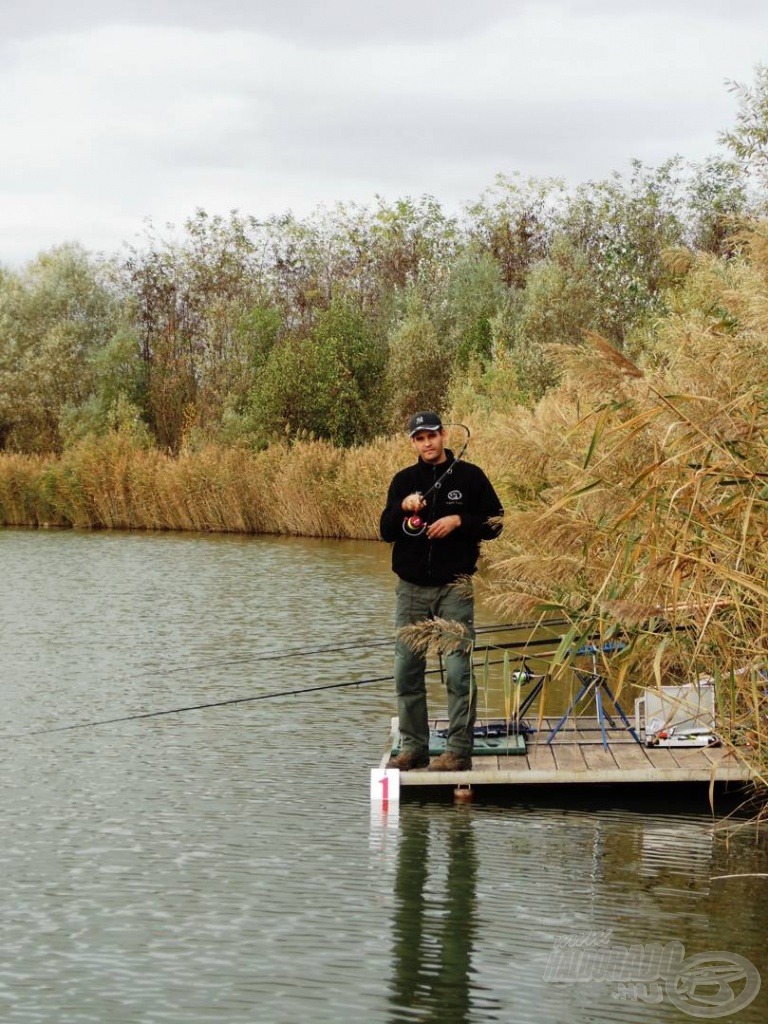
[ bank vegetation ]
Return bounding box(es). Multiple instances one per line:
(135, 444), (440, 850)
(3, 68), (768, 795)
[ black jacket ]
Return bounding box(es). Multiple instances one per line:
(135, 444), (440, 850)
(379, 450), (503, 586)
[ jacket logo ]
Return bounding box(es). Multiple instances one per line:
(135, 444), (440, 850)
(447, 490), (462, 501)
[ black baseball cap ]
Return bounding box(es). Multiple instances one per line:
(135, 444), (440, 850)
(407, 411), (443, 437)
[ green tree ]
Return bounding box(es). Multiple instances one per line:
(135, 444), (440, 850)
(58, 326), (149, 447)
(259, 211), (330, 328)
(0, 244), (121, 452)
(514, 237), (603, 347)
(720, 64), (768, 189)
(559, 160), (686, 345)
(685, 157), (750, 255)
(121, 210), (267, 450)
(436, 249), (507, 366)
(497, 238), (601, 402)
(236, 304), (284, 383)
(311, 298), (387, 442)
(465, 174), (562, 288)
(368, 195), (459, 295)
(385, 303), (451, 430)
(246, 298), (386, 447)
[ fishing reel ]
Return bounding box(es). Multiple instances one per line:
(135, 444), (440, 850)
(402, 513), (427, 537)
(511, 665), (532, 686)
(402, 491), (428, 536)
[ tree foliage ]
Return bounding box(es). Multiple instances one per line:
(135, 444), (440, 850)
(246, 298), (386, 447)
(721, 63), (768, 189)
(2, 69), (765, 455)
(0, 244), (121, 452)
(385, 302), (451, 431)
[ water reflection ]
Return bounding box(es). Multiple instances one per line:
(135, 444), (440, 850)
(382, 800), (768, 1024)
(389, 808), (496, 1024)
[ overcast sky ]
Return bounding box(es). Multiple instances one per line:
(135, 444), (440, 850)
(1, 0), (767, 266)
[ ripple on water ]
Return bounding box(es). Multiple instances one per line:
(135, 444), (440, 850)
(1, 531), (767, 1023)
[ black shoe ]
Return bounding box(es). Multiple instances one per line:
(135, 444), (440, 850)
(428, 751), (472, 772)
(386, 750), (430, 770)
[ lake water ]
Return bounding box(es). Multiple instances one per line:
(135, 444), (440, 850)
(1, 529), (766, 1024)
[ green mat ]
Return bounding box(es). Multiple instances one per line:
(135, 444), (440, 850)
(391, 722), (527, 757)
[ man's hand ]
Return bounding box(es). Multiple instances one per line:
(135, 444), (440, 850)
(401, 492), (426, 513)
(426, 515), (461, 539)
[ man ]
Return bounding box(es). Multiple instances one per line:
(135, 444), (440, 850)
(379, 412), (503, 772)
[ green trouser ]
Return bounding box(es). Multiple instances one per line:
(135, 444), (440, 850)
(393, 579), (476, 758)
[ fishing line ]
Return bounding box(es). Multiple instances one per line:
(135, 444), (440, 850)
(3, 621), (572, 741)
(140, 635), (393, 680)
(109, 618), (568, 684)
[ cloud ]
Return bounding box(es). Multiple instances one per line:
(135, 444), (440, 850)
(4, 0), (767, 46)
(1, 3), (767, 265)
(0, 0), (520, 46)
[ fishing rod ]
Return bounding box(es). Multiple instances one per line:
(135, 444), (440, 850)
(418, 422), (471, 501)
(17, 618), (683, 741)
(2, 671), (401, 741)
(108, 618), (571, 684)
(1, 619), (574, 742)
(3, 644), (568, 742)
(4, 655), (548, 742)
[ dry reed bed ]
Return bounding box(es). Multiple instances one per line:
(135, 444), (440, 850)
(0, 424), (497, 538)
(0, 433), (422, 539)
(479, 237), (768, 792)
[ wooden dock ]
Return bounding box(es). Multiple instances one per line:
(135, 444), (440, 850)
(383, 716), (754, 789)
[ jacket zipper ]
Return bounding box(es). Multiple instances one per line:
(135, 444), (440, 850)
(426, 464), (438, 579)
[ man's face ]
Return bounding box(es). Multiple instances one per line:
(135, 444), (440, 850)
(410, 429), (446, 463)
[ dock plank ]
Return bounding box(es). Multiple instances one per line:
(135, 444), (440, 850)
(700, 746), (737, 767)
(526, 743), (557, 772)
(581, 745), (618, 772)
(390, 716), (754, 788)
(644, 748), (682, 770)
(611, 743), (655, 771)
(701, 746), (725, 766)
(716, 750), (749, 771)
(551, 743), (588, 772)
(472, 755), (500, 771)
(666, 747), (717, 770)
